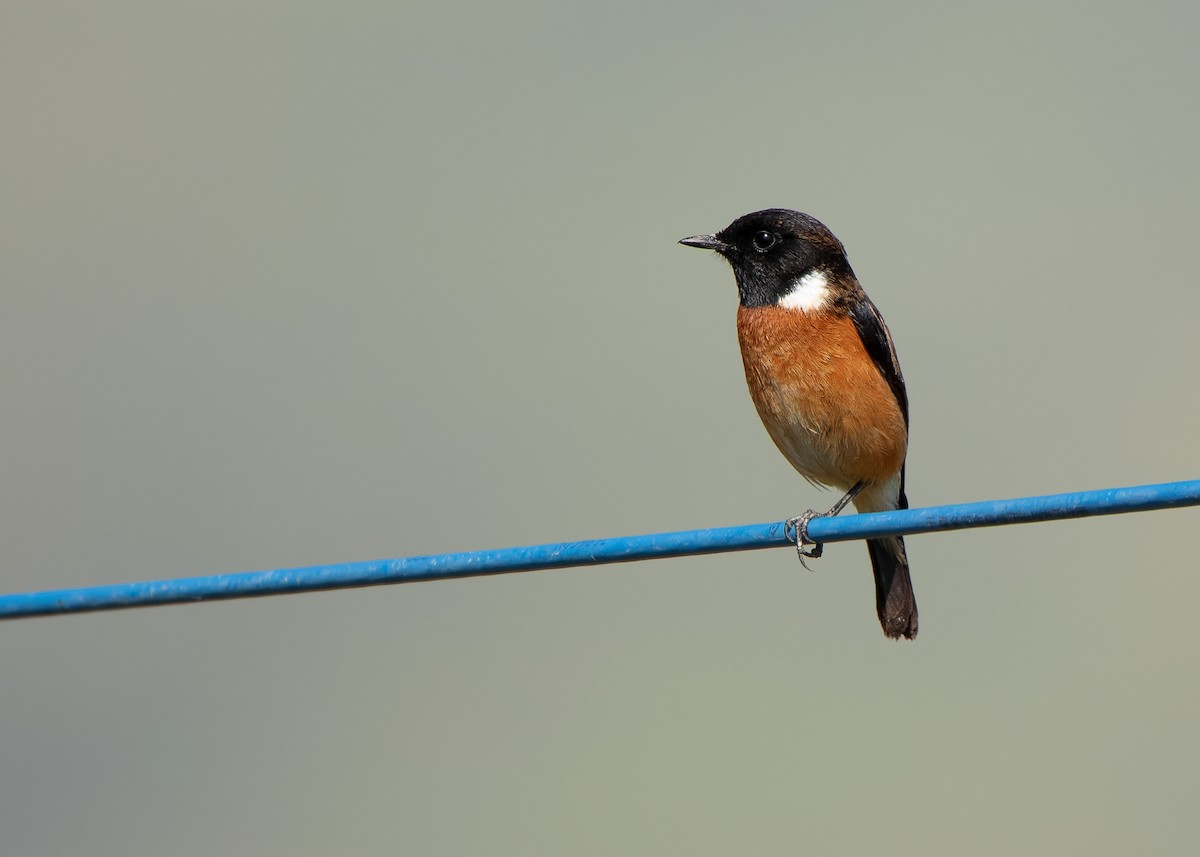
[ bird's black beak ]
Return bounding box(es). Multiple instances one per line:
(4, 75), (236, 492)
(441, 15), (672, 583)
(679, 233), (730, 253)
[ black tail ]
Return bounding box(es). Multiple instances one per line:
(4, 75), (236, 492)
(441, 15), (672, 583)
(866, 536), (918, 640)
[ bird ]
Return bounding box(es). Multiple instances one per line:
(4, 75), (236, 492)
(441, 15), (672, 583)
(680, 209), (918, 639)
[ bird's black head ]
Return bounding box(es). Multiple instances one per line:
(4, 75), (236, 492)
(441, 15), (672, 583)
(680, 209), (854, 309)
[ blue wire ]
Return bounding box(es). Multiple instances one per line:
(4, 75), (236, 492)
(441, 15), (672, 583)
(2, 479), (1197, 620)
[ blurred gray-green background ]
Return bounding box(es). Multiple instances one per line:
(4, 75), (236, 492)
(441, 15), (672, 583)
(3, 2), (1198, 854)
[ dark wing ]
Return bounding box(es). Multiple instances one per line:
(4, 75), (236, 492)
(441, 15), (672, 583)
(850, 296), (910, 508)
(849, 296), (908, 427)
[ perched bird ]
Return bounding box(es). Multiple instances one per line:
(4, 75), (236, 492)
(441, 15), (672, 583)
(680, 209), (918, 639)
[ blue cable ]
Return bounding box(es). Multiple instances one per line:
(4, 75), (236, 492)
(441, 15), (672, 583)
(1, 479), (1197, 620)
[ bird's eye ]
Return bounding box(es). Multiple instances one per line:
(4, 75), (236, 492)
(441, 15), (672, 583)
(752, 231), (777, 252)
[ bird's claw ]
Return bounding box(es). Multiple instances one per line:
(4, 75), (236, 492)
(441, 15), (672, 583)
(785, 510), (825, 570)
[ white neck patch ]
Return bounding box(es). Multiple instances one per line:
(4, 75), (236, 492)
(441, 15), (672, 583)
(777, 269), (830, 313)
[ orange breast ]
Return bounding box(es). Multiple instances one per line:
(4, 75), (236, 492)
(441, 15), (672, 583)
(736, 305), (907, 493)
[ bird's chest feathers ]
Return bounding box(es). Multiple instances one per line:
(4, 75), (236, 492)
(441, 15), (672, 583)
(736, 305), (906, 486)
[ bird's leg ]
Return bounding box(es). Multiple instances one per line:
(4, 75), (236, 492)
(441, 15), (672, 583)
(785, 481), (867, 566)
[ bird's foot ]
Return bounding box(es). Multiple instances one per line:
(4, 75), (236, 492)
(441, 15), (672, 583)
(785, 510), (826, 570)
(783, 482), (866, 570)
